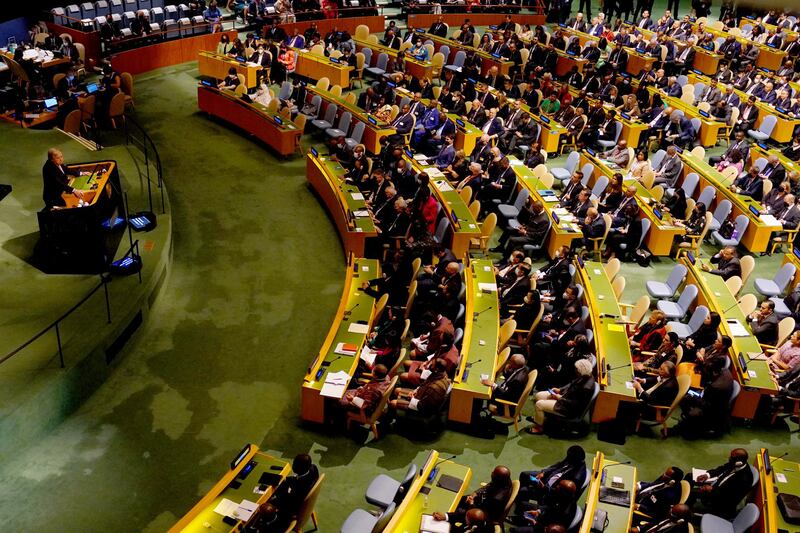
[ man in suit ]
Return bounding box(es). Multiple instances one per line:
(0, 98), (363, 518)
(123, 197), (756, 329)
(633, 504), (692, 533)
(496, 200), (549, 255)
(637, 9), (654, 30)
(483, 354), (530, 405)
(587, 17), (605, 36)
(566, 12), (587, 33)
(432, 466), (514, 525)
(633, 466), (684, 520)
(560, 172), (584, 209)
(736, 96), (760, 133)
(285, 28), (305, 48)
(709, 130), (750, 167)
(607, 43), (629, 73)
(561, 107), (587, 150)
(571, 188), (592, 220)
(672, 41), (696, 73)
(689, 449), (754, 518)
(749, 300), (779, 345)
(580, 41), (601, 62)
(249, 43), (272, 72)
(662, 114), (695, 149)
(479, 157), (515, 208)
(639, 106), (672, 150)
(42, 148), (84, 209)
(720, 87), (740, 110)
(517, 446), (587, 506)
(653, 146), (683, 188)
(480, 107), (504, 140)
(600, 141), (630, 168)
(760, 155), (786, 188)
(576, 207), (605, 251)
(428, 16), (448, 37)
(718, 36), (741, 63)
(383, 28), (400, 49)
(529, 359), (596, 433)
(388, 103), (415, 143)
(783, 136), (800, 162)
(512, 479), (578, 532)
(412, 100), (441, 145)
(695, 79), (722, 106)
(431, 134), (456, 169)
(268, 454), (320, 528)
(503, 113), (539, 153)
(733, 165), (765, 200)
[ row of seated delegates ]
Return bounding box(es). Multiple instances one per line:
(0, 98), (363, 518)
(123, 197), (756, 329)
(243, 454), (320, 532)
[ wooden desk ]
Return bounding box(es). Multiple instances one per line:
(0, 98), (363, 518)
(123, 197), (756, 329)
(783, 249), (800, 290)
(580, 452), (637, 533)
(0, 109), (58, 128)
(198, 51), (260, 89)
(509, 158), (583, 257)
(686, 71), (800, 145)
(301, 256), (379, 424)
(682, 258), (778, 419)
(554, 50), (589, 78)
(353, 38), (433, 80)
(170, 445), (290, 533)
(750, 143), (800, 179)
(407, 157), (481, 258)
(560, 27), (655, 76)
(420, 31), (514, 77)
(680, 152), (780, 254)
(692, 46), (723, 76)
(449, 258), (500, 424)
(581, 151), (686, 256)
(305, 85), (395, 153)
(575, 260), (637, 423)
(647, 87), (725, 148)
(564, 86), (649, 148)
(384, 450), (472, 533)
(305, 153), (378, 258)
(197, 85), (301, 157)
(294, 48), (353, 87)
(754, 448), (800, 533)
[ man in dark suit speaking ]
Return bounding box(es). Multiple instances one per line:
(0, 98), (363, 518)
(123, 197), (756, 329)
(42, 148), (84, 209)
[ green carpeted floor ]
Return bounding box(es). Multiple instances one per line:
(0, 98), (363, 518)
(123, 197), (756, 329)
(0, 5), (798, 531)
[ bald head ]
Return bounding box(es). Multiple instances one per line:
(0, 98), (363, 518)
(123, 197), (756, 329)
(491, 466), (511, 486)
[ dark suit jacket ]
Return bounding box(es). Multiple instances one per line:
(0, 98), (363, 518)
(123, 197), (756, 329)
(494, 365), (530, 402)
(701, 460), (754, 518)
(554, 375), (596, 418)
(269, 465), (320, 517)
(42, 160), (78, 208)
(636, 478), (682, 518)
(751, 312), (778, 345)
(582, 216), (606, 239)
(708, 255), (741, 280)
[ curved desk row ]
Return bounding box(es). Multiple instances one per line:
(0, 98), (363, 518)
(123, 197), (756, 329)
(560, 26), (657, 77)
(305, 152), (379, 257)
(682, 257), (778, 419)
(304, 85), (395, 153)
(353, 38), (434, 81)
(580, 150), (686, 256)
(294, 48), (354, 87)
(169, 444), (290, 532)
(198, 51), (262, 88)
(484, 85), (569, 153)
(574, 259), (637, 423)
(301, 255), (380, 424)
(644, 86), (726, 148)
(197, 84), (302, 156)
(679, 151), (780, 254)
(754, 447), (800, 533)
(448, 257), (500, 424)
(418, 30), (515, 77)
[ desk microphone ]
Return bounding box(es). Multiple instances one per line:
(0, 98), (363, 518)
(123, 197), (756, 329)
(722, 299), (743, 316)
(462, 359), (482, 381)
(600, 460), (633, 482)
(606, 362), (631, 385)
(343, 302), (359, 316)
(432, 453), (459, 470)
(772, 451), (790, 466)
(473, 306), (493, 320)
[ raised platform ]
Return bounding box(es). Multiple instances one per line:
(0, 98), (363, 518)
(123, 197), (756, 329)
(0, 124), (173, 456)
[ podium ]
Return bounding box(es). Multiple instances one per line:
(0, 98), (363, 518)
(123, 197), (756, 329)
(36, 161), (126, 273)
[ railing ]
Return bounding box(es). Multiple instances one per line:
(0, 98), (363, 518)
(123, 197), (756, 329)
(124, 115), (165, 214)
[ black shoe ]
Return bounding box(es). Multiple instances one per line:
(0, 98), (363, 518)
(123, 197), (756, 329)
(489, 246), (504, 253)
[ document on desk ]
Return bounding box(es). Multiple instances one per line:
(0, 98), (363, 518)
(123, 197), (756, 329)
(420, 514), (451, 533)
(334, 342), (358, 356)
(759, 213), (780, 226)
(320, 370), (350, 398)
(351, 192), (364, 200)
(726, 319), (750, 337)
(427, 168), (445, 178)
(353, 210), (370, 218)
(434, 179), (453, 191)
(478, 282), (498, 293)
(348, 322), (370, 334)
(213, 498), (258, 520)
(360, 346), (377, 366)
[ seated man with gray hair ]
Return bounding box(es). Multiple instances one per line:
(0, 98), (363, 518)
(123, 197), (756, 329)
(527, 359), (596, 434)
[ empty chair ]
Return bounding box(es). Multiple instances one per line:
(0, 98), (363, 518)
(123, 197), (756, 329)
(80, 1), (96, 19)
(150, 6), (164, 23)
(164, 4), (178, 20)
(590, 175), (609, 201)
(109, 0), (123, 14)
(365, 464), (417, 508)
(748, 115), (777, 142)
(657, 284), (698, 319)
(708, 199), (732, 232)
(178, 16), (191, 36)
(345, 121), (365, 150)
(579, 163), (593, 186)
(712, 214), (749, 247)
(696, 185), (716, 212)
(52, 7), (68, 24)
(340, 502), (396, 533)
(325, 111), (352, 138)
(303, 94), (323, 119)
(360, 47), (372, 68)
(365, 52), (388, 77)
(445, 49), (466, 72)
(646, 264), (687, 299)
(738, 293), (757, 316)
(95, 0), (110, 15)
(667, 171), (698, 199)
(191, 15), (207, 34)
(755, 263), (796, 297)
(311, 103), (337, 131)
(66, 4), (82, 23)
(650, 149), (666, 170)
(700, 502), (760, 533)
(667, 305), (709, 339)
(139, 0), (152, 9)
(498, 188), (529, 222)
(123, 10), (137, 27)
(551, 151), (580, 183)
(433, 217), (450, 244)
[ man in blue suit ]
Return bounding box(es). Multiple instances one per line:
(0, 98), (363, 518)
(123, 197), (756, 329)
(734, 166), (764, 201)
(662, 114), (694, 149)
(432, 135), (456, 170)
(480, 108), (504, 141)
(424, 114), (456, 155)
(412, 101), (441, 145)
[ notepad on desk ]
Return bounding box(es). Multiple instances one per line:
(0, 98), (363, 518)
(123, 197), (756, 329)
(726, 319), (750, 337)
(353, 210), (370, 217)
(360, 346), (377, 366)
(335, 342), (359, 356)
(420, 514), (451, 533)
(759, 213), (780, 226)
(478, 283), (497, 293)
(320, 370), (350, 398)
(351, 192), (364, 200)
(435, 179), (453, 191)
(427, 168), (445, 178)
(348, 322), (370, 334)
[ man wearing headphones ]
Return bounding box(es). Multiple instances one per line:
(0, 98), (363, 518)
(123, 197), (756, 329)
(689, 448), (754, 518)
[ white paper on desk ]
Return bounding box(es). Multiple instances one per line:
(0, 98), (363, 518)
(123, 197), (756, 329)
(353, 210), (370, 217)
(760, 213), (780, 226)
(553, 207), (569, 215)
(360, 347), (377, 366)
(235, 500), (259, 521)
(427, 168), (445, 178)
(692, 468), (711, 482)
(726, 319), (750, 337)
(351, 192), (364, 200)
(776, 473), (788, 483)
(213, 498), (239, 518)
(478, 282), (497, 293)
(509, 159), (524, 166)
(421, 514), (451, 533)
(542, 195), (559, 202)
(414, 153), (429, 161)
(320, 370), (350, 398)
(434, 179), (453, 191)
(348, 322), (370, 334)
(247, 61), (259, 67)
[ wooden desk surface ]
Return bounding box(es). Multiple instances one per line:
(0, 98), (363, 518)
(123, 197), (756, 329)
(755, 448), (800, 533)
(683, 258), (777, 393)
(170, 446), (290, 533)
(580, 452), (637, 533)
(62, 162), (116, 209)
(198, 51), (260, 88)
(384, 451), (472, 533)
(576, 260), (636, 397)
(307, 154), (378, 234)
(293, 48), (353, 86)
